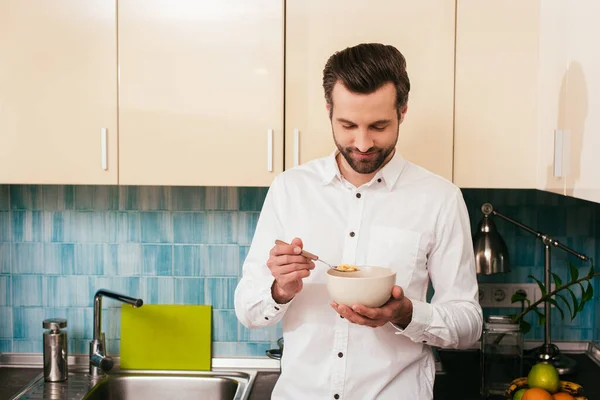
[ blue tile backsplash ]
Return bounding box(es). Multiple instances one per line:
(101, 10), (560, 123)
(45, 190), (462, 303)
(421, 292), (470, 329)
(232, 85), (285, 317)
(0, 185), (599, 358)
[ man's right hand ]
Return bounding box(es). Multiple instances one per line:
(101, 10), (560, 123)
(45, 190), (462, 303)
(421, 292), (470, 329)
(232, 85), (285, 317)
(268, 237), (315, 304)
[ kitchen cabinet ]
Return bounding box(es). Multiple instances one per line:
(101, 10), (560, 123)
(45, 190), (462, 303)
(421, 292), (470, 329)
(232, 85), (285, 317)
(285, 0), (456, 181)
(117, 0), (284, 187)
(0, 1), (118, 184)
(453, 1), (541, 189)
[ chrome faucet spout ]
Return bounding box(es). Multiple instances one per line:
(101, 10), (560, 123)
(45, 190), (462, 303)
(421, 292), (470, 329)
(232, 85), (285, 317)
(90, 289), (143, 376)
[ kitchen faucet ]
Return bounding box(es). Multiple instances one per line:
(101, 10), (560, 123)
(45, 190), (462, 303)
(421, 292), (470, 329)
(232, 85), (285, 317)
(89, 289), (143, 376)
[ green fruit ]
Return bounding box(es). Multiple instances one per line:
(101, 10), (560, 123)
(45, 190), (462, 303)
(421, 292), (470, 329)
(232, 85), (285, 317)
(528, 362), (560, 394)
(513, 388), (527, 400)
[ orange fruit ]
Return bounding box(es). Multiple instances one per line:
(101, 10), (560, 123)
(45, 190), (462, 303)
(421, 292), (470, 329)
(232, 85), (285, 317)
(528, 363), (561, 394)
(552, 393), (575, 400)
(522, 388), (553, 400)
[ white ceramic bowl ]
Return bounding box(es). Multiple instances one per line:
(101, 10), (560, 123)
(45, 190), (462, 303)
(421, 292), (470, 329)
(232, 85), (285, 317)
(326, 266), (396, 308)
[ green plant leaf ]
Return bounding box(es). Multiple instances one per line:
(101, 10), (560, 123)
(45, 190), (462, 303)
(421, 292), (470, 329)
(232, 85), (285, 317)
(588, 263), (595, 278)
(528, 274), (547, 297)
(548, 298), (564, 320)
(520, 320), (531, 334)
(570, 262), (579, 281)
(534, 309), (546, 326)
(556, 293), (573, 319)
(582, 281), (594, 303)
(567, 287), (580, 321)
(511, 291), (527, 303)
(552, 273), (563, 288)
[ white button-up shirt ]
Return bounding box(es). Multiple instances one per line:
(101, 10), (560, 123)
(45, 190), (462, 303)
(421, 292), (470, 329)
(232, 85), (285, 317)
(234, 151), (483, 400)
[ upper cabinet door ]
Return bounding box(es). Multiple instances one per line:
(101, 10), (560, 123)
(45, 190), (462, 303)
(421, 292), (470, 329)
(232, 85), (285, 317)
(0, 1), (118, 184)
(454, 0), (541, 188)
(118, 0), (284, 187)
(563, 0), (600, 203)
(285, 0), (456, 181)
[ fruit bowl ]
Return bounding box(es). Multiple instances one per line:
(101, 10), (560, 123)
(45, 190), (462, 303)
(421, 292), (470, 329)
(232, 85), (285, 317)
(504, 377), (587, 399)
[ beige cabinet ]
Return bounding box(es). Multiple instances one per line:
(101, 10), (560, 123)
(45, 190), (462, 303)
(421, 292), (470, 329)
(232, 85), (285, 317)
(118, 0), (284, 187)
(0, 1), (118, 184)
(285, 0), (456, 181)
(454, 1), (541, 188)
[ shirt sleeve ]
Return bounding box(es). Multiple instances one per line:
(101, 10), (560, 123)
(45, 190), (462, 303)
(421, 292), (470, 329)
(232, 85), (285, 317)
(234, 175), (293, 328)
(392, 187), (483, 349)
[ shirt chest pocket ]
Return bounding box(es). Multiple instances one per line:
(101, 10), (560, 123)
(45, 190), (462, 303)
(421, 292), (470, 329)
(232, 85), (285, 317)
(365, 226), (424, 289)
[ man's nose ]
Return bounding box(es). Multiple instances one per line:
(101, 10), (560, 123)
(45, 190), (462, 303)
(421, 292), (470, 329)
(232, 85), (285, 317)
(354, 130), (374, 152)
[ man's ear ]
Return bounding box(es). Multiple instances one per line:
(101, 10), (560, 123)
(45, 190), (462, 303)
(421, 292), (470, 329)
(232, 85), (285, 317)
(399, 104), (408, 124)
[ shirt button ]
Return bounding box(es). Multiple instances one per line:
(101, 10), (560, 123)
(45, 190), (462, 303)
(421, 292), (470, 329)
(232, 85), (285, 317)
(274, 306), (279, 311)
(264, 317), (269, 320)
(377, 178), (382, 183)
(349, 231), (355, 237)
(338, 352), (343, 358)
(355, 193), (361, 198)
(334, 395), (340, 399)
(340, 315), (344, 319)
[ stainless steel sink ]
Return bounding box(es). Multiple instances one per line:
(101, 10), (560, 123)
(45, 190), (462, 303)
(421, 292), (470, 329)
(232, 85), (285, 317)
(10, 368), (256, 400)
(83, 371), (251, 400)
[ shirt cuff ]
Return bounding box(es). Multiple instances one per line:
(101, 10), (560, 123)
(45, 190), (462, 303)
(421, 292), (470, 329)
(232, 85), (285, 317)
(390, 299), (433, 343)
(261, 277), (293, 321)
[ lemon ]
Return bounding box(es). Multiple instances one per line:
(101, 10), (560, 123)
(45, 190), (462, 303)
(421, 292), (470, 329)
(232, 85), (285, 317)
(513, 388), (528, 400)
(528, 363), (560, 394)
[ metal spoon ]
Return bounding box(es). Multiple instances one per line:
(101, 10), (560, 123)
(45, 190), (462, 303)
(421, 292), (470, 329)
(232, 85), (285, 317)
(274, 240), (358, 272)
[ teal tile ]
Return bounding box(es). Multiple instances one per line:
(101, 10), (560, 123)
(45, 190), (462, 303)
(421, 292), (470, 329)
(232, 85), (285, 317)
(103, 244), (142, 276)
(44, 276), (91, 307)
(45, 211), (69, 242)
(238, 187), (268, 211)
(205, 278), (238, 309)
(0, 212), (8, 242)
(142, 245), (172, 276)
(68, 212), (119, 243)
(173, 212), (236, 244)
(0, 276), (10, 306)
(74, 244), (107, 275)
(173, 278), (205, 305)
(119, 187), (139, 210)
(212, 310), (237, 341)
(170, 187), (206, 211)
(237, 212), (259, 246)
(43, 186), (74, 210)
(0, 340), (12, 352)
(12, 243), (53, 274)
(0, 307), (12, 337)
(13, 340), (42, 353)
(0, 186), (8, 210)
(139, 278), (174, 304)
(139, 187), (171, 211)
(61, 307), (94, 341)
(74, 186), (119, 211)
(140, 212), (173, 243)
(13, 307), (43, 339)
(0, 243), (10, 273)
(10, 186), (42, 210)
(12, 275), (43, 306)
(107, 339), (120, 356)
(173, 245), (239, 276)
(237, 322), (281, 342)
(45, 244), (74, 275)
(205, 187), (237, 210)
(116, 212), (141, 243)
(212, 342), (273, 357)
(12, 211), (44, 242)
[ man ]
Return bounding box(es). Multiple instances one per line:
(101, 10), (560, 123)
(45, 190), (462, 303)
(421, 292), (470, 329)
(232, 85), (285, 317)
(234, 43), (482, 399)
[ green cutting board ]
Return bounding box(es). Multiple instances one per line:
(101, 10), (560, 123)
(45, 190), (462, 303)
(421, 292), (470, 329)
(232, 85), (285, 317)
(120, 304), (212, 371)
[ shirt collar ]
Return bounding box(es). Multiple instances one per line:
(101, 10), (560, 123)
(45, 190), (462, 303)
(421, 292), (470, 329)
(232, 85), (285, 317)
(320, 149), (407, 190)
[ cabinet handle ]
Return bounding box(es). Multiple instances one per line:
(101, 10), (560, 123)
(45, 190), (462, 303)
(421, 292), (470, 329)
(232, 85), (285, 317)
(267, 128), (273, 172)
(101, 128), (108, 170)
(553, 129), (570, 178)
(294, 128), (300, 167)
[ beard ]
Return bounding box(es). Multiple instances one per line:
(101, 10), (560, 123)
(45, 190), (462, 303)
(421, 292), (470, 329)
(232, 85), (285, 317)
(333, 132), (397, 175)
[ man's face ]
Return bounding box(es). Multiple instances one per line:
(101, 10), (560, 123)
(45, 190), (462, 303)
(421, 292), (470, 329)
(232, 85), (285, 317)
(328, 82), (406, 174)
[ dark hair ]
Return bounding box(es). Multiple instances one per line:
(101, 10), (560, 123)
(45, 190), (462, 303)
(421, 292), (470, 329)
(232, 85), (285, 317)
(322, 43), (410, 118)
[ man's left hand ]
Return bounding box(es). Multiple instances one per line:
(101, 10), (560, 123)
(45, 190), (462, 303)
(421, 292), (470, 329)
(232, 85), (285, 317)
(331, 285), (413, 329)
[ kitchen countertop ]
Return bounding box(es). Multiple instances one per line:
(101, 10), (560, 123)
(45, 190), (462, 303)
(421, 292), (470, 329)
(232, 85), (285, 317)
(2, 350), (599, 400)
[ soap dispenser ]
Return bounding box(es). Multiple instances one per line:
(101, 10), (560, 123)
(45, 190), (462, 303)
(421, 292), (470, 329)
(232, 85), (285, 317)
(43, 318), (68, 382)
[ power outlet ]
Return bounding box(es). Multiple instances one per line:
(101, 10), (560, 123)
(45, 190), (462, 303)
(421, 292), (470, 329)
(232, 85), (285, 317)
(479, 283), (550, 308)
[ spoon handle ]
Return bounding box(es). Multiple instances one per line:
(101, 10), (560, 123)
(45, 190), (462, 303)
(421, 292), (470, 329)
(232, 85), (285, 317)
(274, 239), (319, 260)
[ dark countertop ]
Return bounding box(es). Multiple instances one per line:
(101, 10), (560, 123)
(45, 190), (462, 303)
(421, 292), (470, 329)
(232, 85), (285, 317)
(2, 351), (599, 400)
